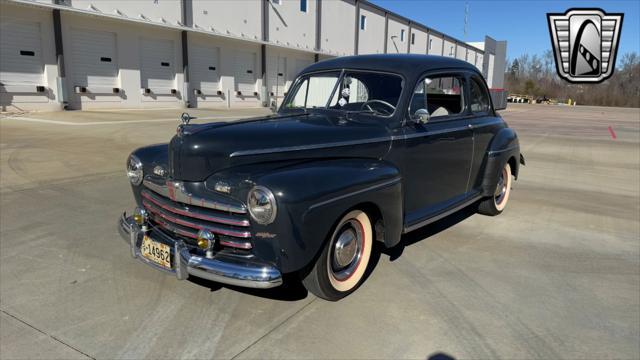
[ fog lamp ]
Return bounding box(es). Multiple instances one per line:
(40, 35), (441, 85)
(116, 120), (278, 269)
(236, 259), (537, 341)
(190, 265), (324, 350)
(133, 207), (148, 225)
(197, 229), (215, 250)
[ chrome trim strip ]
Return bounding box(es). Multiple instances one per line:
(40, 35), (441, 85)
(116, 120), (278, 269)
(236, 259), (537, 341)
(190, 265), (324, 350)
(403, 194), (482, 233)
(308, 178), (401, 211)
(394, 125), (470, 140)
(488, 145), (519, 155)
(229, 137), (392, 157)
(473, 119), (503, 128)
(143, 179), (247, 214)
(231, 119), (505, 157)
(141, 190), (250, 227)
(118, 214), (281, 289)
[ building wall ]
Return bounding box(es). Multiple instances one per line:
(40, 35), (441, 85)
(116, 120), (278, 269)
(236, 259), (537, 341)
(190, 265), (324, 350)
(456, 44), (467, 61)
(409, 27), (428, 54)
(321, 0), (355, 56)
(0, 3), (59, 111)
(476, 53), (484, 72)
(427, 33), (443, 55)
(443, 39), (455, 57)
(386, 16), (408, 54)
(72, 0), (183, 26)
(0, 0), (505, 111)
(192, 0), (261, 40)
(467, 50), (476, 67)
(357, 3), (385, 55)
(269, 0), (317, 51)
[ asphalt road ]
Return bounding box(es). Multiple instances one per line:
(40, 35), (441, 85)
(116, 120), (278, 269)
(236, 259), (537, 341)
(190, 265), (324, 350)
(1, 104), (638, 359)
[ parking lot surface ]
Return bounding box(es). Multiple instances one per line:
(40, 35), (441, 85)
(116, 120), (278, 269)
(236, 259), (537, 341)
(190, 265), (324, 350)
(1, 104), (639, 359)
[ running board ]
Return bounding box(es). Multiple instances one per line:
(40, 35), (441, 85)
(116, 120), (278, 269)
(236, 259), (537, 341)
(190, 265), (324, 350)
(402, 194), (482, 233)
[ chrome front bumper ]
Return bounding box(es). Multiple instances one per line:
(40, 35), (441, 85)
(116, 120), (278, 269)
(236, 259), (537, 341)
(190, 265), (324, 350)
(118, 213), (283, 289)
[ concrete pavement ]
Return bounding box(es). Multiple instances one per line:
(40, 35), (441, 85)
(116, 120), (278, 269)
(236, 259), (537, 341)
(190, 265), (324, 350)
(1, 104), (638, 359)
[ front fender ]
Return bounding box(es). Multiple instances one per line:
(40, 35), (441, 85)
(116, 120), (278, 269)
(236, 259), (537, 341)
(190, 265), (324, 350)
(481, 128), (521, 196)
(251, 158), (403, 274)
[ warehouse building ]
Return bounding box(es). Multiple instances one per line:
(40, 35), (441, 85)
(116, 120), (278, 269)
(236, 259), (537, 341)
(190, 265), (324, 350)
(0, 0), (507, 112)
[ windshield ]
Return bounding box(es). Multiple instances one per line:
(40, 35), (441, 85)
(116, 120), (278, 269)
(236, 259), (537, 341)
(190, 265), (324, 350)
(283, 70), (403, 117)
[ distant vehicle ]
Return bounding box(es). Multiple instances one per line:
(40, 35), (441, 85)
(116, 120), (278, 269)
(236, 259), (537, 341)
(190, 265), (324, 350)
(118, 55), (525, 301)
(536, 96), (550, 104)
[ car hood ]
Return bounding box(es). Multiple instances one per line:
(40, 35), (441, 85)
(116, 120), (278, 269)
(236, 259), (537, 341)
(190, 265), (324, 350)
(169, 112), (392, 181)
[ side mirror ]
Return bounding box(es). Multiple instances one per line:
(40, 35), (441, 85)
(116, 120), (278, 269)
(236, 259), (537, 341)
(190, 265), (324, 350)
(413, 108), (430, 124)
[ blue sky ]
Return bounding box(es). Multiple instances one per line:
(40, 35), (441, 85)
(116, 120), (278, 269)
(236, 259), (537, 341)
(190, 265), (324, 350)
(370, 0), (639, 62)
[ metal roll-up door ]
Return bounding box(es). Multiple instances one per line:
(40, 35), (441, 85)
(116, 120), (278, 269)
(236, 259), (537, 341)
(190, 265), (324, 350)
(234, 50), (256, 94)
(0, 18), (44, 88)
(140, 38), (176, 93)
(267, 55), (286, 98)
(190, 45), (220, 95)
(71, 29), (118, 92)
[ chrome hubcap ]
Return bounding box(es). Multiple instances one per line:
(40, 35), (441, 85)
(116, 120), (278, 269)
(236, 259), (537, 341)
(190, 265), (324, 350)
(334, 229), (358, 267)
(495, 167), (508, 205)
(331, 220), (363, 281)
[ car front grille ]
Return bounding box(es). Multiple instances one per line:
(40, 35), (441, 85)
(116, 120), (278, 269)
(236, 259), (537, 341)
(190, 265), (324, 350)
(140, 187), (253, 250)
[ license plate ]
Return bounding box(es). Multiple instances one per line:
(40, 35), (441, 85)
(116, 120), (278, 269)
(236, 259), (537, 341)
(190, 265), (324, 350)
(141, 235), (171, 270)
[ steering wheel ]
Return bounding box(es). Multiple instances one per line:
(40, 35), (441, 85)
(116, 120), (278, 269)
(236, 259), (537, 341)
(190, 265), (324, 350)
(360, 99), (396, 115)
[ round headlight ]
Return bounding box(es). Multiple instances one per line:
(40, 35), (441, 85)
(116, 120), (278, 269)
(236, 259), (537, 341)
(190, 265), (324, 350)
(126, 154), (143, 185)
(247, 186), (277, 225)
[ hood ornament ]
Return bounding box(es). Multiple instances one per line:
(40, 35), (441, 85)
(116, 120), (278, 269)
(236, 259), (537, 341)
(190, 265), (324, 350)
(177, 112), (196, 137)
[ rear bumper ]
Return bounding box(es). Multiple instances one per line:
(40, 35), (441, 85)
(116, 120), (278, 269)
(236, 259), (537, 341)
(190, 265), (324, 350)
(117, 212), (283, 289)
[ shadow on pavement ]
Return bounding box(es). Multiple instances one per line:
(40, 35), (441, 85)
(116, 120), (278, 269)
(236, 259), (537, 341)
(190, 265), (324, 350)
(383, 204), (478, 261)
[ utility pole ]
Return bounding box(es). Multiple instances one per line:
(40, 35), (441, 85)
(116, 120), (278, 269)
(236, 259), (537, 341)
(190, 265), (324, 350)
(464, 1), (469, 41)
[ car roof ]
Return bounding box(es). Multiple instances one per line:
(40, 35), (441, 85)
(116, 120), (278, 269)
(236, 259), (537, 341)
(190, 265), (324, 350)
(301, 54), (480, 79)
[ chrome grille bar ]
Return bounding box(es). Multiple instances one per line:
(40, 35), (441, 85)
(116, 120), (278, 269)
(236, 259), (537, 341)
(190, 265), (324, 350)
(143, 199), (252, 238)
(143, 179), (247, 214)
(141, 190), (249, 227)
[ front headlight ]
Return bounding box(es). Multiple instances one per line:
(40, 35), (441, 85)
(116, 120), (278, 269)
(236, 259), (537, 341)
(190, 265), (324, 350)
(126, 154), (143, 185)
(247, 186), (277, 225)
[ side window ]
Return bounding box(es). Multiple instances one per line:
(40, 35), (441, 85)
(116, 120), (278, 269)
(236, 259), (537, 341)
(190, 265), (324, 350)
(409, 75), (465, 119)
(469, 77), (491, 113)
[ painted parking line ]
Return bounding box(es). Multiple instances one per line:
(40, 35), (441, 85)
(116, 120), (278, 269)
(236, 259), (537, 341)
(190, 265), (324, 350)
(0, 115), (253, 126)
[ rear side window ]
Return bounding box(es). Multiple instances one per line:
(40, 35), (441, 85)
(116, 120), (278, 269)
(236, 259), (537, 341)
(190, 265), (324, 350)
(469, 77), (491, 113)
(409, 75), (465, 119)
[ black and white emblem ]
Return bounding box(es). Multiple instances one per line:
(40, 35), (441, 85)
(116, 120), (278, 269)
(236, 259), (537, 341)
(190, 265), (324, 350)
(547, 8), (623, 83)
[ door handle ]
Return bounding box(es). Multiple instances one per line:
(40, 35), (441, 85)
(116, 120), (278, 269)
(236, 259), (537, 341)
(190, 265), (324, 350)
(468, 124), (474, 129)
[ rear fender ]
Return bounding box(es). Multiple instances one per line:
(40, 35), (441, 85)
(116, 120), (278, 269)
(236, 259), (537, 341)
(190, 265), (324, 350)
(481, 128), (521, 196)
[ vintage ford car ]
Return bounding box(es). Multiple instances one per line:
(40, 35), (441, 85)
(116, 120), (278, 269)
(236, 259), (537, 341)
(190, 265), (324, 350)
(118, 54), (524, 300)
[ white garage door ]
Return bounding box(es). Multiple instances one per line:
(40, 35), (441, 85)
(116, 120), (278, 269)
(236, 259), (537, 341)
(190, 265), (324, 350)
(267, 55), (286, 97)
(140, 38), (176, 90)
(0, 18), (44, 85)
(190, 45), (220, 94)
(71, 29), (118, 89)
(234, 50), (256, 94)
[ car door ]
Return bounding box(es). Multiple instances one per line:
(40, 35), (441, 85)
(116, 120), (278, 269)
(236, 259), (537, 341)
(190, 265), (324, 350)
(467, 74), (504, 190)
(399, 72), (474, 226)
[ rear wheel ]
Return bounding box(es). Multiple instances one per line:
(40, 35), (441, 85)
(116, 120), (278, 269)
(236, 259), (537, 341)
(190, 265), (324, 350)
(302, 210), (373, 301)
(478, 162), (512, 216)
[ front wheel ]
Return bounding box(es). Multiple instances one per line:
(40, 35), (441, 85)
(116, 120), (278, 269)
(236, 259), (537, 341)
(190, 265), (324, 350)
(478, 162), (512, 216)
(302, 210), (373, 301)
